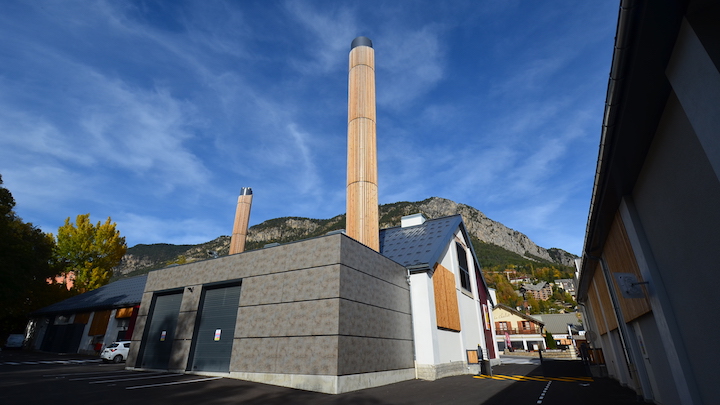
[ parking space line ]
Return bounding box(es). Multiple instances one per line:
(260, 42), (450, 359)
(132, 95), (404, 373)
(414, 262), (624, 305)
(70, 372), (166, 381)
(90, 373), (183, 384)
(126, 376), (223, 390)
(44, 370), (130, 378)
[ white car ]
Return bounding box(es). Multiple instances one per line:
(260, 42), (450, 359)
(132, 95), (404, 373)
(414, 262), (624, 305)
(100, 341), (130, 363)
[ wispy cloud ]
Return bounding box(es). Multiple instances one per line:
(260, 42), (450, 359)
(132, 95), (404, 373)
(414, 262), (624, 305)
(282, 1), (359, 73)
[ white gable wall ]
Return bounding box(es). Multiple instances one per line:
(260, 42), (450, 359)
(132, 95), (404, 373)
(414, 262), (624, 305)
(409, 271), (439, 366)
(412, 228), (490, 379)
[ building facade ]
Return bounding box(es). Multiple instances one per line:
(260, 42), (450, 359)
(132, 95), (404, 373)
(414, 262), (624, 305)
(577, 1), (720, 404)
(124, 214), (496, 393)
(28, 275), (146, 355)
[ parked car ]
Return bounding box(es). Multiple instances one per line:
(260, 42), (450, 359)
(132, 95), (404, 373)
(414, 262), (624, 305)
(4, 334), (24, 349)
(100, 341), (130, 363)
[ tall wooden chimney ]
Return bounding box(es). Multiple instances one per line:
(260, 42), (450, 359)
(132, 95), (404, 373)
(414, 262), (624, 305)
(347, 36), (379, 251)
(229, 187), (253, 254)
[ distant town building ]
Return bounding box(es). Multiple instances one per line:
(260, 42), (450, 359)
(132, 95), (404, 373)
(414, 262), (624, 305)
(521, 281), (553, 301)
(554, 278), (576, 298)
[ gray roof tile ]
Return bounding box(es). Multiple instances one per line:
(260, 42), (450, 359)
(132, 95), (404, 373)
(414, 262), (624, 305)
(379, 215), (462, 268)
(32, 275), (147, 315)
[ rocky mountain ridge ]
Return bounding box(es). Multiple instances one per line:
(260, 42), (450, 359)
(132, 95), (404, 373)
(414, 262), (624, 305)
(113, 197), (577, 279)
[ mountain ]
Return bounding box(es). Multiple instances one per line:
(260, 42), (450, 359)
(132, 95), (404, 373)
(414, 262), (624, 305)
(113, 197), (578, 279)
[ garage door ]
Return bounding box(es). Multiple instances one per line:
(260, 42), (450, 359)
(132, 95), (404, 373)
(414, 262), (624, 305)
(189, 284), (241, 372)
(139, 292), (183, 370)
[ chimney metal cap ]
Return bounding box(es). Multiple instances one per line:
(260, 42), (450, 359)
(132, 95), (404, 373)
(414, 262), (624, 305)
(240, 187), (252, 196)
(351, 36), (373, 50)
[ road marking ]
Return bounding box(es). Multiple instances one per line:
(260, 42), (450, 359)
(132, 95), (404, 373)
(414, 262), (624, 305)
(70, 372), (166, 381)
(536, 381), (552, 404)
(3, 359), (102, 366)
(126, 376), (223, 390)
(90, 373), (183, 384)
(45, 370), (130, 378)
(473, 374), (593, 383)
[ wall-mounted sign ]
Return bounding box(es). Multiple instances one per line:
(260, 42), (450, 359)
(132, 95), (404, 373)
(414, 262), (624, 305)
(160, 331), (166, 341)
(214, 329), (221, 341)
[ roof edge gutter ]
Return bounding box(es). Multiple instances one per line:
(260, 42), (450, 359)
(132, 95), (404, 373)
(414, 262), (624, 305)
(579, 0), (637, 284)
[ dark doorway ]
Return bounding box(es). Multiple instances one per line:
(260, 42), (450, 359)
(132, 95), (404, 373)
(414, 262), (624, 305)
(189, 284), (241, 372)
(138, 292), (183, 370)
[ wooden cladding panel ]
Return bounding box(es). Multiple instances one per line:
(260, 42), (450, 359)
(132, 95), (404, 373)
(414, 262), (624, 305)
(347, 118), (378, 183)
(467, 350), (479, 364)
(592, 263), (618, 334)
(348, 45), (375, 122)
(115, 307), (134, 319)
(229, 194), (253, 255)
(346, 181), (379, 251)
(74, 312), (90, 324)
(88, 309), (111, 336)
(604, 213), (651, 322)
(346, 42), (378, 252)
(587, 284), (607, 335)
(348, 65), (376, 121)
(433, 264), (461, 332)
(349, 45), (374, 69)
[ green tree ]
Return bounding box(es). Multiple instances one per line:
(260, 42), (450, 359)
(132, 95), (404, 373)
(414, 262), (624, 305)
(544, 330), (557, 349)
(0, 175), (70, 338)
(53, 214), (127, 293)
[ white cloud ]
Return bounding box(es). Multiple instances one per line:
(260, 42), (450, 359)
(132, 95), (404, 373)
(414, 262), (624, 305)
(283, 1), (359, 73)
(118, 212), (227, 246)
(377, 24), (445, 108)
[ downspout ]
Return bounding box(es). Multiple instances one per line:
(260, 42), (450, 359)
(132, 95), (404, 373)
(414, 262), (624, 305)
(407, 267), (418, 380)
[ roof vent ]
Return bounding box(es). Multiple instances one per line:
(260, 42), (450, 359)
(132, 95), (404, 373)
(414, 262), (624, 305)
(401, 213), (427, 228)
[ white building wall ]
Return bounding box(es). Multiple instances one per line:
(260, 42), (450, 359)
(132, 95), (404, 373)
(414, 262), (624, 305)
(409, 272), (438, 366)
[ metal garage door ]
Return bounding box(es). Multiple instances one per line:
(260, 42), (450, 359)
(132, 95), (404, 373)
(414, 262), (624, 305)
(189, 284), (241, 372)
(139, 292), (183, 370)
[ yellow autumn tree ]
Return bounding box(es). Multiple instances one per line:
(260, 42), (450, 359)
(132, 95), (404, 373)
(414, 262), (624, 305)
(53, 214), (127, 294)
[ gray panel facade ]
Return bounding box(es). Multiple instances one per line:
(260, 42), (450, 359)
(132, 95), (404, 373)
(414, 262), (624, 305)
(127, 233), (413, 393)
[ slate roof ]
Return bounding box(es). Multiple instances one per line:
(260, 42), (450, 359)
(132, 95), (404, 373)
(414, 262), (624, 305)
(379, 215), (463, 269)
(32, 275), (148, 316)
(533, 313), (583, 334)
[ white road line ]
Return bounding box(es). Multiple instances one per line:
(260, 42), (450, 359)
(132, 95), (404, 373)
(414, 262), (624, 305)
(126, 376), (223, 390)
(70, 372), (165, 381)
(90, 373), (183, 384)
(2, 362), (21, 365)
(536, 381), (552, 404)
(44, 370), (130, 378)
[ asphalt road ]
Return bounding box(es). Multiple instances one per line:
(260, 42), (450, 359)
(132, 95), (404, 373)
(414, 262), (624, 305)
(0, 350), (639, 405)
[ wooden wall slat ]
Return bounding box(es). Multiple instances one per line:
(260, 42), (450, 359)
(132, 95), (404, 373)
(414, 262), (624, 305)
(433, 264), (461, 332)
(604, 213), (652, 322)
(88, 310), (111, 336)
(593, 263), (619, 333)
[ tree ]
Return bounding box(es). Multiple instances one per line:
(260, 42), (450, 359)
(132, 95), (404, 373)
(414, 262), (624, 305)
(53, 214), (127, 293)
(544, 330), (557, 349)
(0, 175), (69, 338)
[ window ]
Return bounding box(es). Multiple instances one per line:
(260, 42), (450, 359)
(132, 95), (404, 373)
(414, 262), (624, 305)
(456, 242), (471, 291)
(497, 321), (509, 331)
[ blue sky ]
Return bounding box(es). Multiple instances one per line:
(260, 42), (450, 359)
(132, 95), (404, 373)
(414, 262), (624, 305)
(0, 1), (617, 255)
